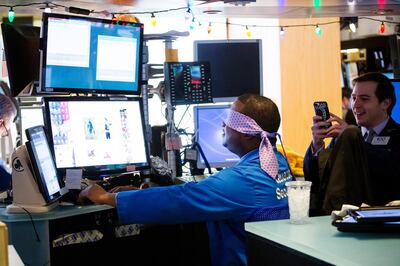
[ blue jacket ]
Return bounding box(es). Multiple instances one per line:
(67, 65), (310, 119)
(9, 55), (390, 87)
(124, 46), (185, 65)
(116, 149), (291, 266)
(0, 160), (11, 192)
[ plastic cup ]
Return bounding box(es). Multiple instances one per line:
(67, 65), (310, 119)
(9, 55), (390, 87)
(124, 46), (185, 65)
(285, 181), (312, 224)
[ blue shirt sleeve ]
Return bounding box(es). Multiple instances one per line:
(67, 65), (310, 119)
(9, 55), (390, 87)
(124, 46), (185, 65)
(116, 168), (255, 225)
(116, 149), (290, 226)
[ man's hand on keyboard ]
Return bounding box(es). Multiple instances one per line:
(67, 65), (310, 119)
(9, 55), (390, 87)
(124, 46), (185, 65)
(78, 184), (117, 207)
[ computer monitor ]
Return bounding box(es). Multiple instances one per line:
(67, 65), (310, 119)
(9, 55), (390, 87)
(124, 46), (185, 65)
(164, 61), (212, 106)
(194, 39), (262, 102)
(25, 126), (66, 203)
(1, 23), (40, 96)
(390, 79), (400, 123)
(39, 13), (143, 95)
(20, 106), (44, 144)
(43, 97), (150, 176)
(194, 104), (240, 169)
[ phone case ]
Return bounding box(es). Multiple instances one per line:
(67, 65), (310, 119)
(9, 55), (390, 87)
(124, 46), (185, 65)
(313, 101), (332, 129)
(313, 101), (330, 121)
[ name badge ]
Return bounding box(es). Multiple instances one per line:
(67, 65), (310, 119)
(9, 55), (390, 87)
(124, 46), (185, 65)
(371, 136), (390, 145)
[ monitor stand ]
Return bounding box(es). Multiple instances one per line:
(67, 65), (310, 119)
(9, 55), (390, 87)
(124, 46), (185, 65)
(6, 145), (59, 213)
(6, 201), (58, 213)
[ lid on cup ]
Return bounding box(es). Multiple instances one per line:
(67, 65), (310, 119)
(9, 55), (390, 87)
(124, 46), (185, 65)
(285, 180), (312, 188)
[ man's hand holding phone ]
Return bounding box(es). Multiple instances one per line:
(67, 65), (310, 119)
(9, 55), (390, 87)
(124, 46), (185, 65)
(311, 101), (348, 152)
(325, 113), (348, 138)
(311, 115), (330, 152)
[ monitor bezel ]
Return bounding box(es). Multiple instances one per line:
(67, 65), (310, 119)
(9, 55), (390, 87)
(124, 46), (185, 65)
(193, 39), (263, 103)
(25, 125), (67, 203)
(39, 13), (144, 95)
(193, 104), (240, 169)
(42, 96), (151, 176)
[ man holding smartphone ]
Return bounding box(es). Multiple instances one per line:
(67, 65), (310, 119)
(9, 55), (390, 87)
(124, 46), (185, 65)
(304, 72), (400, 215)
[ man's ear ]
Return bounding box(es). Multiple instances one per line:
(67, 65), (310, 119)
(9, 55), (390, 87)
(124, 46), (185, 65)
(381, 98), (392, 112)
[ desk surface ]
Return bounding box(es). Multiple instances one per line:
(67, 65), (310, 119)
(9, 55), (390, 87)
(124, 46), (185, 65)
(245, 216), (400, 266)
(0, 204), (113, 222)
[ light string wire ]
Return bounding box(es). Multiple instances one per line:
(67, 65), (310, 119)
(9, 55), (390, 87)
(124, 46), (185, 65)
(1, 2), (399, 30)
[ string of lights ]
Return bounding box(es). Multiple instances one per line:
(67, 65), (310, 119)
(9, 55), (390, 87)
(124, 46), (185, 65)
(1, 1), (399, 36)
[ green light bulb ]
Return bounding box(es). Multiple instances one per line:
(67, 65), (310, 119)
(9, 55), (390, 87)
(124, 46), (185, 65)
(8, 8), (15, 23)
(313, 0), (321, 10)
(315, 25), (322, 37)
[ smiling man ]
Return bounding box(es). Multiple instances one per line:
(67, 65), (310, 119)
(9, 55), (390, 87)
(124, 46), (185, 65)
(303, 72), (400, 215)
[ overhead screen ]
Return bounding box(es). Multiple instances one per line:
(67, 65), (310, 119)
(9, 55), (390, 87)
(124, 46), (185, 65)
(194, 104), (240, 169)
(43, 97), (150, 175)
(40, 13), (143, 95)
(194, 39), (262, 102)
(1, 23), (40, 96)
(390, 79), (400, 123)
(164, 61), (212, 105)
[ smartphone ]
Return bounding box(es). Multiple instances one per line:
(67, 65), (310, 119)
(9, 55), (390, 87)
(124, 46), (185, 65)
(313, 101), (332, 128)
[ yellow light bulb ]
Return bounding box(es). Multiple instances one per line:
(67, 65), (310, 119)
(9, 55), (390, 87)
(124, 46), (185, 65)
(151, 13), (156, 27)
(246, 26), (251, 38)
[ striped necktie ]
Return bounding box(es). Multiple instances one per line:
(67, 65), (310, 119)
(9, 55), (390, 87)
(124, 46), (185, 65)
(365, 130), (376, 144)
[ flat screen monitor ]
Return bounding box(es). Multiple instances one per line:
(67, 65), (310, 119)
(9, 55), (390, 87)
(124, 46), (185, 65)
(43, 97), (150, 175)
(39, 13), (143, 95)
(20, 106), (44, 144)
(194, 39), (262, 102)
(390, 79), (400, 123)
(164, 61), (212, 105)
(25, 126), (67, 203)
(1, 23), (40, 96)
(194, 104), (240, 169)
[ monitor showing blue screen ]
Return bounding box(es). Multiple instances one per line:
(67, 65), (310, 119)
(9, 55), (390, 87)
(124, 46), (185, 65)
(194, 105), (240, 168)
(43, 97), (150, 175)
(40, 13), (143, 95)
(390, 80), (400, 123)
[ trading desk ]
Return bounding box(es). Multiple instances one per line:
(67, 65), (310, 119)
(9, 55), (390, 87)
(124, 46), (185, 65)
(245, 216), (400, 266)
(0, 204), (113, 266)
(1, 202), (211, 266)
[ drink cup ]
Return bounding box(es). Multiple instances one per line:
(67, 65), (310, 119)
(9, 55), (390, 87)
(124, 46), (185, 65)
(285, 181), (312, 224)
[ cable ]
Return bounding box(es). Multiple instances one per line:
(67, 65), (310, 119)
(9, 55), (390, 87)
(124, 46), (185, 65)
(359, 16), (400, 24)
(16, 205), (41, 243)
(275, 133), (295, 179)
(176, 104), (190, 129)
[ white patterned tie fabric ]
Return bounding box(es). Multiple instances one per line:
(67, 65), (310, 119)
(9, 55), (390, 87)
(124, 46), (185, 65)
(224, 110), (279, 178)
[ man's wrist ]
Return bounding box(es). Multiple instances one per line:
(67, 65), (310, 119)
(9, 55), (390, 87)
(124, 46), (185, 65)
(101, 193), (117, 207)
(311, 141), (324, 155)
